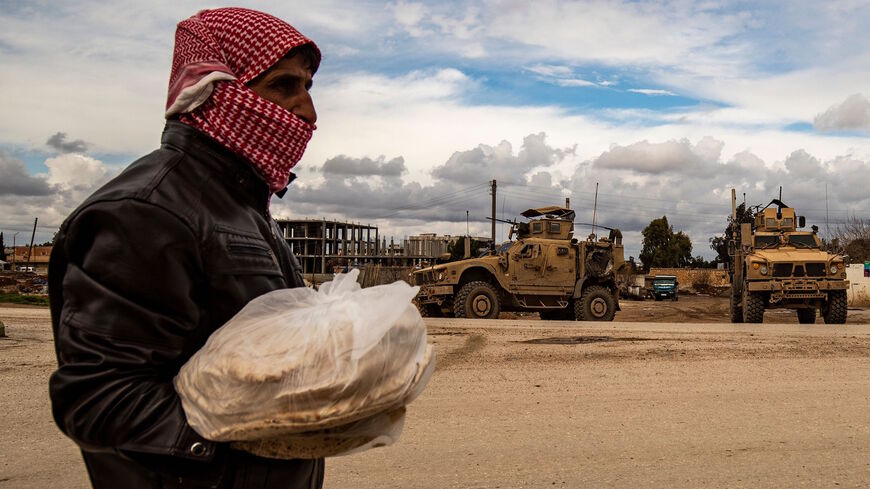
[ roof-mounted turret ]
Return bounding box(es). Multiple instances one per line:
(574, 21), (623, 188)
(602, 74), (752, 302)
(754, 198), (805, 232)
(519, 206), (575, 240)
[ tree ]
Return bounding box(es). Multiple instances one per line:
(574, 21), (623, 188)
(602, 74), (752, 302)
(710, 202), (755, 265)
(831, 215), (870, 263)
(688, 255), (717, 268)
(0, 232), (6, 261)
(38, 231), (59, 247)
(639, 216), (693, 268)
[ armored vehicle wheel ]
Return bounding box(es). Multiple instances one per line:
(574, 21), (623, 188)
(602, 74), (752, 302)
(797, 308), (816, 324)
(730, 290), (743, 323)
(575, 286), (616, 321)
(823, 290), (847, 324)
(743, 292), (765, 323)
(454, 281), (500, 319)
(415, 301), (444, 318)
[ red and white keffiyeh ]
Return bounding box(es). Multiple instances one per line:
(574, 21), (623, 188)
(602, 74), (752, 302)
(166, 8), (319, 192)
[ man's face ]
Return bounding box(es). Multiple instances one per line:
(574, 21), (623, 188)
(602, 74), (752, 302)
(247, 55), (316, 124)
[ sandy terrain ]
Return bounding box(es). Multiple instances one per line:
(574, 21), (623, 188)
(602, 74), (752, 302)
(2, 297), (870, 488)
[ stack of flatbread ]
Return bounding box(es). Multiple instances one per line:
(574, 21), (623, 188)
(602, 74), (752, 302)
(174, 272), (434, 459)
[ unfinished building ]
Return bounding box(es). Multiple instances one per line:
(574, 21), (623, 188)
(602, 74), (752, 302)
(273, 219), (496, 275)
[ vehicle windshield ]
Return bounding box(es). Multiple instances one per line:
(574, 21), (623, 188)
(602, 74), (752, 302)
(787, 234), (818, 248)
(654, 280), (675, 286)
(754, 235), (779, 248)
(497, 242), (512, 254)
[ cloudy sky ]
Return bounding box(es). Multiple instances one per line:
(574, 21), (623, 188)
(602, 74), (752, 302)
(2, 0), (870, 260)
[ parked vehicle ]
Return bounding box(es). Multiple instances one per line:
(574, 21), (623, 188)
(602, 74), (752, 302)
(645, 274), (678, 301)
(412, 206), (625, 321)
(728, 189), (848, 324)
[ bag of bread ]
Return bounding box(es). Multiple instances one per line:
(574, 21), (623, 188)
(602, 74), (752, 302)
(174, 269), (434, 455)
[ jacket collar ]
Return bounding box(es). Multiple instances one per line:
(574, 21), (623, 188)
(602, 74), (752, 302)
(160, 120), (283, 206)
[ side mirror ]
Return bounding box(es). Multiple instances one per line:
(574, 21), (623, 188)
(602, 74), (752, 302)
(798, 216), (806, 228)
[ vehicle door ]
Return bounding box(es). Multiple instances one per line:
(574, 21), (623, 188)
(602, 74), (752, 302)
(542, 242), (575, 289)
(509, 241), (544, 288)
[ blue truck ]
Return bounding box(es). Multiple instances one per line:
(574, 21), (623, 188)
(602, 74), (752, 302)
(645, 274), (679, 301)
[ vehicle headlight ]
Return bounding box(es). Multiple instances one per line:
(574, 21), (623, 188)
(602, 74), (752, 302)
(830, 264), (839, 274)
(759, 265), (768, 275)
(438, 272), (444, 281)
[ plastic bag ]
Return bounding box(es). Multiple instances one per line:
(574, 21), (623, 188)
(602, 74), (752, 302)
(174, 270), (434, 449)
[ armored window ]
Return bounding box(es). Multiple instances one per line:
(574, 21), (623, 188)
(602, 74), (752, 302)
(788, 235), (817, 248)
(781, 218), (793, 227)
(549, 222), (561, 233)
(754, 235), (778, 248)
(532, 222), (543, 233)
(766, 218), (777, 228)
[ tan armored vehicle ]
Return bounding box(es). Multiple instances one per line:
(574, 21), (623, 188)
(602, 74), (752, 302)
(728, 189), (848, 323)
(412, 206), (625, 321)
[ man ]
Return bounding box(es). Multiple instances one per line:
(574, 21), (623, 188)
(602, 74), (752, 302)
(49, 8), (324, 488)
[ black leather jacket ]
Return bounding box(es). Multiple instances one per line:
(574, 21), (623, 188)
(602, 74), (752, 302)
(48, 121), (324, 489)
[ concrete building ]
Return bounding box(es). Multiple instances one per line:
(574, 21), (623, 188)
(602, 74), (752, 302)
(274, 219), (442, 274)
(9, 246), (51, 273)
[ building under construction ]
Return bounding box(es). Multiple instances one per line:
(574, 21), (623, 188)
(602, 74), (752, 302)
(274, 219), (493, 274)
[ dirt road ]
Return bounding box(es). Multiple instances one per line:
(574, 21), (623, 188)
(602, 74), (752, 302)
(2, 300), (870, 488)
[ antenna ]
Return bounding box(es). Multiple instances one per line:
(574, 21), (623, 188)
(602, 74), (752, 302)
(825, 183), (830, 237)
(779, 186), (782, 201)
(591, 182), (599, 238)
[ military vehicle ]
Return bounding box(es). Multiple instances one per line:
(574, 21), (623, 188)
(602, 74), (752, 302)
(728, 189), (848, 324)
(412, 206), (625, 321)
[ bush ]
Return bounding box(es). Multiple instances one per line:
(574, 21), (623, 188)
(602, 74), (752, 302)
(0, 293), (50, 306)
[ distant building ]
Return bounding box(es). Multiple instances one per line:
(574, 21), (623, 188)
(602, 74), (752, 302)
(9, 246), (51, 273)
(274, 218), (440, 274)
(407, 234), (494, 258)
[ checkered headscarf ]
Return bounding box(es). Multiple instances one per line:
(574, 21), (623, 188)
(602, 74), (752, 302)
(166, 8), (320, 192)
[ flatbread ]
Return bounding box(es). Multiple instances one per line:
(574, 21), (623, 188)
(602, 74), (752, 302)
(231, 407), (407, 459)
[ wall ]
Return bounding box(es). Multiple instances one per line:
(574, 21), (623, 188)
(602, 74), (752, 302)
(648, 268), (731, 289)
(846, 264), (870, 306)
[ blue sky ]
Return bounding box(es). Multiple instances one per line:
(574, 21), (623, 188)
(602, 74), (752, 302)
(1, 0), (870, 259)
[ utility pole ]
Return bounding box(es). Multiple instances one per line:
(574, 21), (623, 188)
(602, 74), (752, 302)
(12, 232), (19, 268)
(591, 183), (599, 238)
(27, 218), (37, 269)
(465, 210), (470, 258)
(490, 180), (497, 250)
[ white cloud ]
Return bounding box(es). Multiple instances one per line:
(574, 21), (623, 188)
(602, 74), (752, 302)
(554, 78), (598, 88)
(392, 1), (427, 37)
(524, 64), (574, 78)
(628, 89), (677, 96)
(814, 93), (870, 132)
(45, 154), (110, 190)
(0, 152), (114, 242)
(594, 138), (713, 174)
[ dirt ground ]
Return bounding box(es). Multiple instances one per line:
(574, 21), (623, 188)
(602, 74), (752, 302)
(2, 297), (870, 488)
